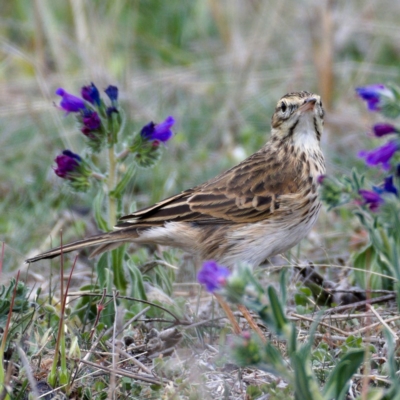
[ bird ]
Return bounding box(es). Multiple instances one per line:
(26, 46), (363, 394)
(26, 91), (325, 267)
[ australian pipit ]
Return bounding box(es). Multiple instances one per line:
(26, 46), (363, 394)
(26, 91), (325, 266)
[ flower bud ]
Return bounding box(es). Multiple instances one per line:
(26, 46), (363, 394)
(56, 88), (86, 113)
(54, 150), (92, 191)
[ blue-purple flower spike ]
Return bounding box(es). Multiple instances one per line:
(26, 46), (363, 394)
(54, 150), (82, 178)
(197, 260), (231, 293)
(105, 85), (118, 102)
(82, 110), (101, 131)
(356, 84), (392, 111)
(383, 176), (398, 196)
(81, 83), (101, 106)
(140, 116), (175, 143)
(373, 123), (398, 137)
(359, 141), (399, 170)
(358, 190), (384, 212)
(56, 88), (86, 113)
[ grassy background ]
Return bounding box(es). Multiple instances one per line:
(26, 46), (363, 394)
(1, 0), (400, 271)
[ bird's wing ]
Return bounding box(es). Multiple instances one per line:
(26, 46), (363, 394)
(116, 148), (304, 227)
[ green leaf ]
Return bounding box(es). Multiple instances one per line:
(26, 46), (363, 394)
(111, 246), (128, 292)
(110, 162), (136, 199)
(150, 264), (173, 296)
(102, 268), (114, 328)
(267, 286), (288, 333)
(291, 353), (324, 400)
(96, 253), (109, 289)
(382, 329), (400, 399)
(322, 349), (364, 400)
(126, 261), (147, 310)
(263, 342), (292, 380)
(93, 191), (108, 231)
(294, 292), (309, 307)
(83, 387), (92, 400)
(352, 244), (392, 291)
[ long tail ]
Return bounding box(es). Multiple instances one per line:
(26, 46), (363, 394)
(25, 228), (139, 263)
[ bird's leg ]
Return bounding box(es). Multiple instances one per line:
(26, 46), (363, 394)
(237, 304), (266, 343)
(213, 293), (241, 334)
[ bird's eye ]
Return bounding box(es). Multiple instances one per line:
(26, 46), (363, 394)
(280, 102), (287, 113)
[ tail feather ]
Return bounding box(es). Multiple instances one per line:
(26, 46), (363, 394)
(25, 228), (139, 263)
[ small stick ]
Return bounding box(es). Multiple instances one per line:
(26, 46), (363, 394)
(367, 305), (399, 341)
(214, 293), (241, 334)
(237, 304), (266, 343)
(321, 294), (396, 315)
(105, 341), (152, 375)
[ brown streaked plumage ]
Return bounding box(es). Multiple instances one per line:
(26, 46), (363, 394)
(26, 91), (325, 267)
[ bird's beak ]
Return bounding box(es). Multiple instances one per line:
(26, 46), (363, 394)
(299, 98), (317, 113)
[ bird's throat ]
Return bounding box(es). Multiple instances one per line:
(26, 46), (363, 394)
(291, 114), (321, 152)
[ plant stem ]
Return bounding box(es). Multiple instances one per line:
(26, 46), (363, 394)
(108, 146), (117, 229)
(0, 271), (19, 400)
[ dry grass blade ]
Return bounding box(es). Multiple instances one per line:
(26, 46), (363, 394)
(105, 341), (152, 375)
(367, 305), (399, 340)
(78, 359), (169, 385)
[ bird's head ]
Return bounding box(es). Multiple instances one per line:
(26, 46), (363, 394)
(270, 91), (324, 149)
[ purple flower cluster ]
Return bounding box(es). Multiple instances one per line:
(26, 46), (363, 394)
(356, 84), (400, 212)
(82, 110), (101, 137)
(359, 176), (398, 212)
(356, 85), (399, 171)
(356, 84), (393, 111)
(55, 83), (122, 151)
(54, 150), (82, 179)
(105, 85), (118, 102)
(358, 190), (384, 212)
(53, 81), (176, 187)
(140, 116), (175, 143)
(56, 88), (86, 114)
(372, 123), (398, 137)
(81, 83), (101, 106)
(56, 83), (118, 114)
(197, 260), (231, 293)
(53, 150), (92, 191)
(359, 141), (399, 171)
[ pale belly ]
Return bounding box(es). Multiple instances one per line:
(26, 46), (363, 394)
(219, 202), (322, 266)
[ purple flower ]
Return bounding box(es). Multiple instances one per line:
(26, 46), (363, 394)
(383, 176), (398, 196)
(358, 189), (384, 212)
(56, 88), (86, 113)
(356, 84), (393, 111)
(82, 110), (101, 131)
(317, 175), (326, 184)
(81, 83), (100, 106)
(140, 116), (175, 143)
(372, 123), (398, 137)
(359, 141), (399, 170)
(54, 150), (82, 179)
(105, 85), (118, 102)
(197, 260), (231, 293)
